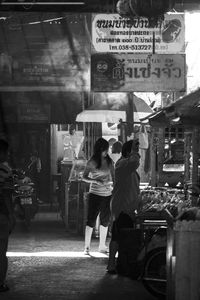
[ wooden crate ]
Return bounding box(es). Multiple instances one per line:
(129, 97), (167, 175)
(174, 221), (200, 300)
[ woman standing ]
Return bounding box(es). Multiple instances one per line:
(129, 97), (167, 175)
(82, 138), (114, 255)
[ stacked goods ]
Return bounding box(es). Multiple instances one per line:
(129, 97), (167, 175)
(140, 188), (192, 217)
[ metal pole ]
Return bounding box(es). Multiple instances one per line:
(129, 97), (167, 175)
(152, 31), (155, 54)
(126, 92), (134, 138)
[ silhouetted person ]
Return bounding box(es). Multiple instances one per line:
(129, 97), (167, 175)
(27, 151), (41, 201)
(0, 139), (15, 292)
(107, 139), (140, 273)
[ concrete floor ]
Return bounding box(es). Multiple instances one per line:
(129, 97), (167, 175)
(2, 211), (157, 300)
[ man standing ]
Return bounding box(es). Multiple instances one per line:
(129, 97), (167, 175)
(63, 124), (84, 161)
(0, 139), (15, 292)
(107, 139), (140, 273)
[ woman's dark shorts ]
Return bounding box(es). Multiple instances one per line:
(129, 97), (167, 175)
(86, 193), (111, 228)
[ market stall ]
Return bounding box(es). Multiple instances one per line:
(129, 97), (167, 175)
(140, 88), (200, 300)
(144, 88), (200, 205)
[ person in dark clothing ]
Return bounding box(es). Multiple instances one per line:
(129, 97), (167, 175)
(107, 139), (140, 274)
(27, 151), (41, 201)
(0, 139), (15, 292)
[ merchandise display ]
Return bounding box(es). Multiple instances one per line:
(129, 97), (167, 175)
(139, 187), (192, 217)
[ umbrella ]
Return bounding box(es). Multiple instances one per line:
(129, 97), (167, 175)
(76, 93), (153, 123)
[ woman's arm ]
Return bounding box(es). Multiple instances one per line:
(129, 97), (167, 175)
(110, 162), (115, 183)
(82, 160), (103, 185)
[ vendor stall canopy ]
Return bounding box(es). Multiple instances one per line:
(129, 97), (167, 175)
(144, 88), (200, 127)
(76, 92), (153, 123)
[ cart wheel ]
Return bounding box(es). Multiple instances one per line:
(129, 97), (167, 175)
(142, 247), (166, 299)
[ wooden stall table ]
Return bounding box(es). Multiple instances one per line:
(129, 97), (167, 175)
(62, 159), (88, 234)
(64, 179), (88, 234)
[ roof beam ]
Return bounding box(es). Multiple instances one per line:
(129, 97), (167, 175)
(1, 0), (199, 12)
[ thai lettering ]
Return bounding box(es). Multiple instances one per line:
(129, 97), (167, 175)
(95, 17), (160, 29)
(134, 68), (140, 78)
(151, 68), (161, 78)
(162, 67), (171, 77)
(139, 67), (151, 78)
(112, 60), (125, 80)
(123, 67), (181, 79)
(125, 67), (133, 78)
(172, 67), (181, 78)
(113, 66), (124, 80)
(107, 20), (115, 28)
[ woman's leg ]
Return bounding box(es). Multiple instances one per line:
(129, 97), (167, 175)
(84, 194), (101, 253)
(99, 225), (108, 251)
(99, 196), (111, 252)
(84, 225), (93, 254)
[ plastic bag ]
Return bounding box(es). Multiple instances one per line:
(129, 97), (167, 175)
(139, 125), (149, 150)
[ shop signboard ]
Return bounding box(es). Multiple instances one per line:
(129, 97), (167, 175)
(92, 13), (185, 54)
(91, 53), (186, 92)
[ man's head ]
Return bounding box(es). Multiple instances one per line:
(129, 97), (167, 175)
(0, 139), (9, 163)
(30, 151), (38, 161)
(122, 139), (139, 158)
(69, 124), (76, 135)
(112, 141), (122, 154)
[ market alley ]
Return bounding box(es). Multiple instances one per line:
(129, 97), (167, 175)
(2, 211), (156, 300)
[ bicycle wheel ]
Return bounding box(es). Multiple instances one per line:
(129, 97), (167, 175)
(142, 247), (166, 299)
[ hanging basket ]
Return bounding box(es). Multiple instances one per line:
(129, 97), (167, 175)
(116, 0), (176, 27)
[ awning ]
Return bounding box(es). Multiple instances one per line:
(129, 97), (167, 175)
(76, 93), (153, 123)
(141, 88), (200, 127)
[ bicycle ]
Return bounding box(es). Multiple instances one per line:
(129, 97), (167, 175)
(138, 209), (174, 299)
(117, 210), (173, 299)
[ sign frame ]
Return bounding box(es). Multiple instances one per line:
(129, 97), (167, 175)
(92, 13), (185, 54)
(91, 53), (186, 92)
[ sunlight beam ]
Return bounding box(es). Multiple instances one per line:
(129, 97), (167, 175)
(7, 251), (108, 258)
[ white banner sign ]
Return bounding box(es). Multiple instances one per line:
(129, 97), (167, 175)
(92, 13), (185, 53)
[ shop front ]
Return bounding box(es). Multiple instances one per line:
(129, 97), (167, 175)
(141, 88), (200, 300)
(146, 88), (200, 204)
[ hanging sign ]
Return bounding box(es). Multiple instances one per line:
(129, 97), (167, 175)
(91, 53), (186, 92)
(92, 13), (185, 53)
(17, 103), (50, 123)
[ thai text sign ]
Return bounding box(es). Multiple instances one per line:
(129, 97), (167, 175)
(91, 53), (186, 92)
(17, 103), (50, 122)
(92, 13), (185, 53)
